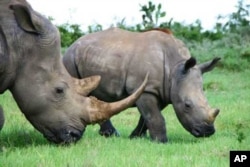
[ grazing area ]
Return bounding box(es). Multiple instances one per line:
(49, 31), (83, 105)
(0, 68), (249, 166)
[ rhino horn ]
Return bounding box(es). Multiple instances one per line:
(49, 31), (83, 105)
(211, 108), (220, 118)
(208, 108), (220, 123)
(73, 75), (101, 96)
(84, 73), (149, 124)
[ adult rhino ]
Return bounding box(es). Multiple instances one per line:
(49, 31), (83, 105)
(0, 1), (147, 144)
(63, 27), (221, 143)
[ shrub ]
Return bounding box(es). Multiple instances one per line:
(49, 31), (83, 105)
(57, 23), (84, 48)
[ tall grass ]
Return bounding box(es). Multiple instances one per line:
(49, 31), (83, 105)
(0, 68), (249, 167)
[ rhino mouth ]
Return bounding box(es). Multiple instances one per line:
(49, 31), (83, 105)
(191, 123), (215, 137)
(44, 127), (85, 144)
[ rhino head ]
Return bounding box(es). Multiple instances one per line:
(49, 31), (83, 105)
(170, 57), (220, 137)
(0, 1), (147, 144)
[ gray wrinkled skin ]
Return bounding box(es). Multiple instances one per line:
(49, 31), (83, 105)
(0, 1), (147, 144)
(64, 27), (220, 143)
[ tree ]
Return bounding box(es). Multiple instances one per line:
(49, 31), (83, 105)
(140, 1), (167, 29)
(57, 23), (84, 48)
(217, 0), (250, 33)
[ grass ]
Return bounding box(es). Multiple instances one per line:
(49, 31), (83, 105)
(0, 68), (250, 167)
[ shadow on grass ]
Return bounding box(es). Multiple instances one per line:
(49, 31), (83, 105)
(126, 132), (201, 145)
(168, 133), (201, 144)
(0, 130), (49, 148)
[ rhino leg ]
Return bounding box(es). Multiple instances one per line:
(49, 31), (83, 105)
(133, 94), (167, 143)
(129, 115), (147, 138)
(99, 120), (120, 137)
(0, 105), (4, 131)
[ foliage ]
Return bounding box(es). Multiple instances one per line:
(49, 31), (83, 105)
(188, 29), (250, 71)
(115, 18), (143, 32)
(137, 1), (225, 41)
(57, 23), (84, 48)
(55, 0), (250, 71)
(139, 1), (166, 29)
(87, 24), (103, 33)
(217, 0), (250, 33)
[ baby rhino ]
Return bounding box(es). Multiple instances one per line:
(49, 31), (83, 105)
(63, 27), (220, 143)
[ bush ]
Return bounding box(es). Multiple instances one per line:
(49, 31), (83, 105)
(57, 23), (84, 48)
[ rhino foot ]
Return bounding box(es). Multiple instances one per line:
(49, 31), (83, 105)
(150, 135), (168, 143)
(129, 115), (147, 138)
(99, 128), (120, 137)
(99, 120), (120, 137)
(129, 129), (147, 138)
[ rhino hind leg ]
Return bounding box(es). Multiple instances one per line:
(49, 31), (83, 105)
(133, 94), (168, 143)
(99, 120), (120, 137)
(0, 105), (5, 131)
(129, 115), (147, 138)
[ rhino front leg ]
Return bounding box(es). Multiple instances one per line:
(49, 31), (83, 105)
(0, 105), (5, 131)
(99, 120), (120, 137)
(129, 115), (148, 138)
(133, 94), (167, 143)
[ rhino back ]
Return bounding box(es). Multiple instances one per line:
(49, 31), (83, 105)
(65, 28), (189, 102)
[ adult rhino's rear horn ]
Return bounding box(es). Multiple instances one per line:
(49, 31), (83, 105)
(85, 73), (149, 124)
(73, 75), (101, 96)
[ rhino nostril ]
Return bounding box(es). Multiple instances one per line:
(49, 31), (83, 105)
(192, 128), (201, 137)
(71, 132), (80, 138)
(68, 130), (82, 139)
(61, 129), (82, 144)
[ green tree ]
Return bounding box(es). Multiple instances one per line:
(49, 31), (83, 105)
(140, 1), (166, 29)
(217, 0), (250, 33)
(57, 23), (84, 48)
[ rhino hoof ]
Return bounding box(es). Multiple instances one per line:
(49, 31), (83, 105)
(99, 128), (120, 137)
(129, 131), (147, 139)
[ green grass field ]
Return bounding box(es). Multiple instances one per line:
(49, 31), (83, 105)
(0, 68), (249, 167)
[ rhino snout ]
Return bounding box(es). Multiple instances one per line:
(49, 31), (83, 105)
(191, 123), (215, 138)
(45, 127), (85, 144)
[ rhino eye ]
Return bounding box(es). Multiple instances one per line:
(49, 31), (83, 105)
(184, 100), (193, 111)
(55, 87), (64, 94)
(52, 85), (67, 102)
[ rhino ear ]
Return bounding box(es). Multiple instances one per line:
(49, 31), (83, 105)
(198, 57), (221, 74)
(183, 57), (196, 73)
(10, 4), (41, 34)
